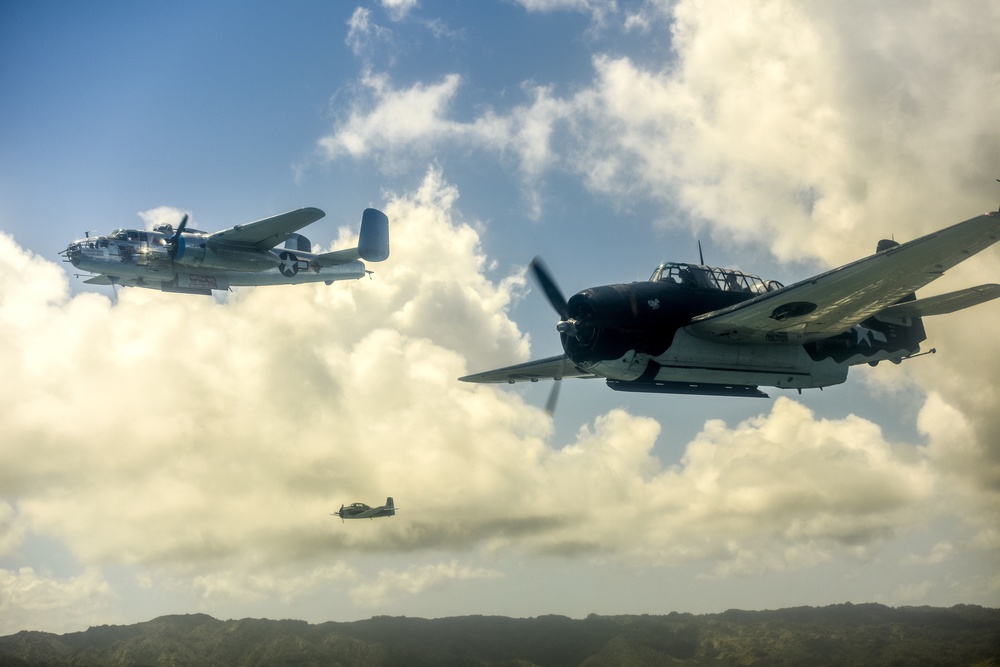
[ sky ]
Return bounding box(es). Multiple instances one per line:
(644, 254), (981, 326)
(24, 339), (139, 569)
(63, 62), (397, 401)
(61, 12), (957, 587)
(1, 0), (999, 635)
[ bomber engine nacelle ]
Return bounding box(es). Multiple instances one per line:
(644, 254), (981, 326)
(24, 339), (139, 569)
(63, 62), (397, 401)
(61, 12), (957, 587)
(174, 234), (280, 273)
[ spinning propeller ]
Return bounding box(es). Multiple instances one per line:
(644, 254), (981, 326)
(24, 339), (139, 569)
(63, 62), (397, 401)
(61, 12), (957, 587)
(529, 258), (578, 415)
(167, 214), (189, 259)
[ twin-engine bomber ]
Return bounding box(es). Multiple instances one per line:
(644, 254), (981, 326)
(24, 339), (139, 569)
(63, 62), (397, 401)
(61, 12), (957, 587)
(461, 212), (1000, 398)
(62, 207), (389, 295)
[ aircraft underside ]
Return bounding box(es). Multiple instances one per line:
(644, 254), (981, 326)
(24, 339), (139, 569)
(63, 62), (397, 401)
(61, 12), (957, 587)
(562, 326), (917, 396)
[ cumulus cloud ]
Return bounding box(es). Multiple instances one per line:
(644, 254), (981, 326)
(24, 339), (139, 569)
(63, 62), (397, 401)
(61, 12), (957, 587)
(349, 560), (502, 606)
(192, 561), (358, 603)
(325, 0), (1000, 263)
(381, 0), (419, 21)
(318, 0), (1000, 577)
(2, 165), (971, 630)
(0, 568), (116, 635)
(346, 7), (391, 58)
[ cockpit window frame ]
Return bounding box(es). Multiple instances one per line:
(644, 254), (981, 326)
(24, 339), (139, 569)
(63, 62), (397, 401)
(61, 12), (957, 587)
(650, 262), (783, 294)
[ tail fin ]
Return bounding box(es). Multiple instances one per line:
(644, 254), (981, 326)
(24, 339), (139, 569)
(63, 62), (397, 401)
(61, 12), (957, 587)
(315, 208), (389, 266)
(358, 208), (389, 262)
(385, 497), (396, 515)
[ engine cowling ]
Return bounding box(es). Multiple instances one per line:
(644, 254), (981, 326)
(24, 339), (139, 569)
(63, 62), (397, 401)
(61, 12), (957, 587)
(560, 283), (690, 365)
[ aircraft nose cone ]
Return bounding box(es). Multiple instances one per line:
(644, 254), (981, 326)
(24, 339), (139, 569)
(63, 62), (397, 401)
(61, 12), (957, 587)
(64, 242), (82, 265)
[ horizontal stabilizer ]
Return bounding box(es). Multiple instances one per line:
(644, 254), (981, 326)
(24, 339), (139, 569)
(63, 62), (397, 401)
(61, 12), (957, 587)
(880, 284), (1000, 318)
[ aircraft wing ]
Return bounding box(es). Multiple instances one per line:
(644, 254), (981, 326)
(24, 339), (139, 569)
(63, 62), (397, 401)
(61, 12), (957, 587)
(879, 284), (1000, 318)
(207, 207), (325, 250)
(82, 275), (114, 285)
(686, 212), (1000, 345)
(459, 354), (597, 384)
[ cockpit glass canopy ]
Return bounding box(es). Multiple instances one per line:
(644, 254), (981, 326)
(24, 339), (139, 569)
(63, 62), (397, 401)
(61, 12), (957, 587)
(650, 262), (783, 294)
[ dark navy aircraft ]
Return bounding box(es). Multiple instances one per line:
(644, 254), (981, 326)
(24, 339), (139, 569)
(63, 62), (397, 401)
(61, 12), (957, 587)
(461, 211), (1000, 398)
(62, 207), (389, 296)
(333, 497), (397, 521)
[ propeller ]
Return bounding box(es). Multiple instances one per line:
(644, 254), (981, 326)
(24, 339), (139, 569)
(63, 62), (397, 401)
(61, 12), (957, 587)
(167, 213), (189, 259)
(529, 257), (569, 320)
(545, 371), (564, 416)
(530, 258), (575, 416)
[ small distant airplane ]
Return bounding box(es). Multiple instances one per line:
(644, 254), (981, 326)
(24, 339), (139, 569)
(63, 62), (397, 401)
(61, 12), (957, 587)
(61, 207), (389, 295)
(461, 211), (1000, 400)
(333, 497), (397, 521)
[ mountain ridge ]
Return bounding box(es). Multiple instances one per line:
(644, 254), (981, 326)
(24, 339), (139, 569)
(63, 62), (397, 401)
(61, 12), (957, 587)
(1, 603), (997, 666)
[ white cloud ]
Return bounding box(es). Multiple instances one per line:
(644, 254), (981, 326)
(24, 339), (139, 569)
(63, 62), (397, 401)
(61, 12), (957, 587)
(513, 0), (619, 26)
(0, 567), (116, 635)
(0, 501), (25, 555)
(316, 0), (1000, 574)
(192, 561), (358, 603)
(137, 206), (188, 232)
(346, 7), (389, 57)
(381, 0), (419, 21)
(902, 541), (954, 566)
(326, 0), (1000, 264)
(349, 560), (502, 607)
(320, 72), (465, 161)
(2, 163), (997, 626)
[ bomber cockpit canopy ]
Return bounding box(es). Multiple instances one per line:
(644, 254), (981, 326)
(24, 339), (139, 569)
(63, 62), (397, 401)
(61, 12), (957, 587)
(650, 262), (783, 295)
(105, 229), (169, 246)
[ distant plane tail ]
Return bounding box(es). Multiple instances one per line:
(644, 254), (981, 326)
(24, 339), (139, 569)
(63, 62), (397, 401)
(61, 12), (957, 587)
(316, 208), (390, 266)
(358, 208), (389, 262)
(385, 497), (396, 515)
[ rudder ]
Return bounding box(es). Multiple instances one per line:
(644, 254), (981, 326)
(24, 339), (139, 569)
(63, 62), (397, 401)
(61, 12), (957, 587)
(359, 208), (389, 262)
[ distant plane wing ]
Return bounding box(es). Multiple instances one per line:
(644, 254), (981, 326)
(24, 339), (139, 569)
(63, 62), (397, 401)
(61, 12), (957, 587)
(686, 212), (1000, 344)
(82, 275), (114, 285)
(459, 354), (597, 384)
(207, 207), (325, 250)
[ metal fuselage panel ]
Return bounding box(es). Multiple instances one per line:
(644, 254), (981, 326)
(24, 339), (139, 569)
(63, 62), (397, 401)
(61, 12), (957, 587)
(648, 328), (849, 389)
(66, 230), (176, 281)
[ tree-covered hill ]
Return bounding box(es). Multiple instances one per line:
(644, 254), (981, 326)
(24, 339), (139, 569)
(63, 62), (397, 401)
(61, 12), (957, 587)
(0, 603), (997, 666)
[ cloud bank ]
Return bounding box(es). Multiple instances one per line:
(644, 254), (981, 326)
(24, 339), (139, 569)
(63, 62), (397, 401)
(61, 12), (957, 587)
(2, 164), (995, 632)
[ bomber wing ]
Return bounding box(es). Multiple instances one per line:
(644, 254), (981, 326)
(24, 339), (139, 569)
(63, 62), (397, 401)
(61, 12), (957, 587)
(460, 354), (596, 384)
(686, 212), (1000, 345)
(207, 207), (326, 250)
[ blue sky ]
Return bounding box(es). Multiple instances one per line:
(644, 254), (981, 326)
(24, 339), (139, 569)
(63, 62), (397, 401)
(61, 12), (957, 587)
(1, 0), (999, 633)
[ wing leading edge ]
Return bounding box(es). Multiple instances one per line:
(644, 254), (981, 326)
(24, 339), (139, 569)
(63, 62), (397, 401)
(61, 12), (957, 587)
(687, 212), (1000, 344)
(459, 355), (596, 384)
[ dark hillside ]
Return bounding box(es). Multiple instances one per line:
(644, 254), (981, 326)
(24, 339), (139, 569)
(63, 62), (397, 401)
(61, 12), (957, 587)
(0, 604), (996, 666)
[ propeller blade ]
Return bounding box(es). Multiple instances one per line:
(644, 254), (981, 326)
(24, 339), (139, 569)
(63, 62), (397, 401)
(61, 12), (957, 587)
(545, 379), (561, 415)
(168, 214), (189, 258)
(530, 257), (570, 320)
(544, 357), (569, 416)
